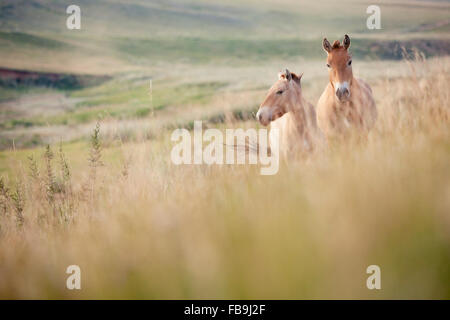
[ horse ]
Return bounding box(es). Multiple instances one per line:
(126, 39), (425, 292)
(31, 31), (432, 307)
(317, 34), (377, 140)
(256, 69), (322, 158)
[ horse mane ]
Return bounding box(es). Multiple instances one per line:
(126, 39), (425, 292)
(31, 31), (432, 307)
(332, 40), (342, 49)
(290, 72), (301, 84)
(279, 71), (302, 86)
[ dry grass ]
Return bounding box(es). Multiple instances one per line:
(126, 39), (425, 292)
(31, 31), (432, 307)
(0, 56), (449, 299)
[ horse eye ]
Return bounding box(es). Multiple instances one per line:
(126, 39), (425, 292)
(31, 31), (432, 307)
(276, 90), (284, 95)
(348, 60), (352, 66)
(326, 64), (331, 68)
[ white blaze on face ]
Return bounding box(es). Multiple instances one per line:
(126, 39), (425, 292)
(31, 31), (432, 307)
(334, 81), (350, 96)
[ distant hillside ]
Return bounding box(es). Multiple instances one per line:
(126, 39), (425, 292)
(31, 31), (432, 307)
(0, 0), (449, 74)
(1, 0), (450, 38)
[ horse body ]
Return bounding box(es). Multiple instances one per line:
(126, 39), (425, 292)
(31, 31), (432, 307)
(317, 35), (377, 138)
(317, 77), (377, 137)
(256, 69), (321, 157)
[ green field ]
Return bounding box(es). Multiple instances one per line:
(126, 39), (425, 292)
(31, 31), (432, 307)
(1, 0), (449, 149)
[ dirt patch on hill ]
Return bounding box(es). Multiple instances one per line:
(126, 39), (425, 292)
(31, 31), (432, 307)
(0, 68), (111, 90)
(0, 92), (82, 123)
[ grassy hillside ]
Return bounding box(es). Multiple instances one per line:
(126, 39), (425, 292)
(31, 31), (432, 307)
(1, 0), (449, 152)
(0, 0), (449, 299)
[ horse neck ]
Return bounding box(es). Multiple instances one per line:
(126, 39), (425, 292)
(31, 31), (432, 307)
(284, 86), (309, 135)
(288, 85), (307, 114)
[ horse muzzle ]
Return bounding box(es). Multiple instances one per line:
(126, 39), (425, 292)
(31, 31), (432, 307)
(256, 106), (272, 126)
(335, 82), (351, 102)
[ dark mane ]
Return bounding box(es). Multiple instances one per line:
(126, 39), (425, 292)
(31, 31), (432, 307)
(290, 72), (300, 82)
(279, 71), (302, 85)
(332, 40), (342, 49)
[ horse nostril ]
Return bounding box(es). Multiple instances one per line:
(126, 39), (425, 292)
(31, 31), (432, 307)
(336, 88), (349, 100)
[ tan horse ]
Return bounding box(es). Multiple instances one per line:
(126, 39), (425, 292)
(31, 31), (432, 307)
(256, 69), (321, 157)
(317, 35), (377, 139)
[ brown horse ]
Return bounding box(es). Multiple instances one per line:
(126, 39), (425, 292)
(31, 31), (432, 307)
(317, 35), (377, 139)
(256, 69), (321, 157)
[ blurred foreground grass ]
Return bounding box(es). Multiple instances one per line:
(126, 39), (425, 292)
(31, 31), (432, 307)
(0, 57), (449, 299)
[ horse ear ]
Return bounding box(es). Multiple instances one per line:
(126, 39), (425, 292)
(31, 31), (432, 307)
(343, 34), (350, 50)
(285, 69), (292, 81)
(323, 38), (332, 53)
(278, 71), (284, 80)
(292, 72), (303, 86)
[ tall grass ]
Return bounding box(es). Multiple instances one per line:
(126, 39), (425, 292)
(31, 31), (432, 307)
(0, 56), (449, 299)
